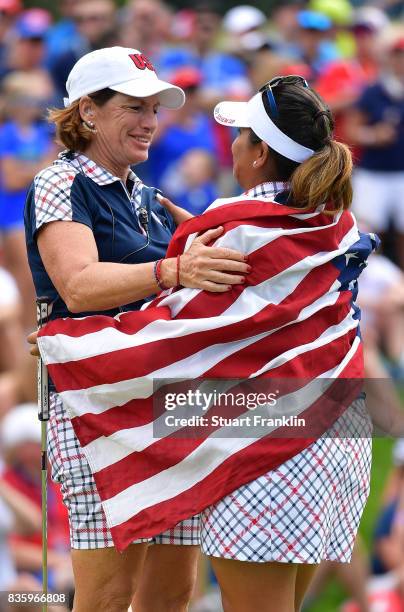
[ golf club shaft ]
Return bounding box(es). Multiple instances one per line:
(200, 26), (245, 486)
(36, 298), (52, 612)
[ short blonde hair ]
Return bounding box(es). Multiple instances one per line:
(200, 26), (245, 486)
(48, 88), (117, 151)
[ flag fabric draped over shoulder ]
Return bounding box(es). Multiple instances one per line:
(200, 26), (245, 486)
(37, 193), (377, 551)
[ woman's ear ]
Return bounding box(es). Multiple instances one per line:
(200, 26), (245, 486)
(78, 96), (95, 122)
(254, 141), (270, 170)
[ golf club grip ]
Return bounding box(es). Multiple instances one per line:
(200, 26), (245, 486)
(36, 298), (52, 422)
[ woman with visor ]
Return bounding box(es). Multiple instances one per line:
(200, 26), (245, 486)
(160, 75), (374, 612)
(24, 47), (250, 612)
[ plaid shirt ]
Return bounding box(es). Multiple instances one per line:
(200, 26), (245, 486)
(33, 151), (145, 229)
(244, 181), (290, 200)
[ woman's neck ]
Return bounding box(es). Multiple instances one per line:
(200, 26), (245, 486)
(242, 174), (277, 191)
(81, 145), (130, 181)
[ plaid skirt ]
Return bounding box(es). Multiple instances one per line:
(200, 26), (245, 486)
(200, 398), (372, 563)
(47, 392), (200, 550)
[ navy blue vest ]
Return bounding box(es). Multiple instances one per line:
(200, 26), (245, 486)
(25, 173), (175, 320)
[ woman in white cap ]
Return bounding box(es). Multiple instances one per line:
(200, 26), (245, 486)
(24, 47), (250, 612)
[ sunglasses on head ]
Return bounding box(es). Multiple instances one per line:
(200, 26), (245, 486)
(259, 75), (309, 119)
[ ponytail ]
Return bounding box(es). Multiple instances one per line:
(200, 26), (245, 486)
(290, 139), (353, 213)
(254, 81), (354, 213)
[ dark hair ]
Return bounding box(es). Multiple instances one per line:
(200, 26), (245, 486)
(249, 82), (353, 213)
(88, 88), (117, 106)
(47, 88), (117, 151)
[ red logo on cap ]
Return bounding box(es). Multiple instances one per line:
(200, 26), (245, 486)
(129, 53), (155, 72)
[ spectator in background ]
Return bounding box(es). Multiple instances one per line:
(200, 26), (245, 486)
(45, 0), (82, 67)
(222, 5), (267, 58)
(358, 249), (404, 376)
(1, 404), (72, 601)
(269, 9), (341, 81)
(269, 0), (305, 58)
(294, 10), (341, 78)
(356, 245), (404, 441)
(372, 440), (404, 588)
(161, 149), (218, 215)
(0, 475), (23, 597)
(245, 2), (306, 92)
(345, 35), (404, 269)
(351, 7), (389, 83)
(156, 4), (253, 193)
(221, 5), (281, 94)
(0, 267), (24, 416)
(308, 0), (354, 58)
(0, 71), (56, 329)
(314, 7), (388, 144)
(159, 3), (251, 112)
(0, 8), (53, 86)
(141, 66), (218, 188)
(0, 0), (21, 75)
(49, 0), (118, 104)
(0, 452), (60, 612)
(316, 5), (387, 103)
(192, 3), (252, 108)
(0, 264), (37, 418)
(119, 0), (173, 67)
(269, 10), (343, 96)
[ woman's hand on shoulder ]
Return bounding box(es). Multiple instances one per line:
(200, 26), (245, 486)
(161, 226), (251, 293)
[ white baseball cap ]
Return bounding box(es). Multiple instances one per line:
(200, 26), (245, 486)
(64, 46), (185, 110)
(223, 6), (266, 35)
(352, 7), (389, 33)
(214, 90), (315, 163)
(1, 403), (41, 450)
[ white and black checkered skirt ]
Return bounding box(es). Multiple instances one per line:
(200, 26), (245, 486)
(200, 398), (372, 564)
(48, 392), (200, 550)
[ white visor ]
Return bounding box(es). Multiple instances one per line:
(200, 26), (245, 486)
(214, 92), (314, 163)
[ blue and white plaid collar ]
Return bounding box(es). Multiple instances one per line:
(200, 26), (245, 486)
(56, 150), (142, 191)
(245, 181), (290, 200)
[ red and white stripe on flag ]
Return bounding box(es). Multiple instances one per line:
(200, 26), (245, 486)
(38, 198), (367, 551)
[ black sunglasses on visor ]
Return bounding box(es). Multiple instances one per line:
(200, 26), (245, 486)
(259, 75), (309, 119)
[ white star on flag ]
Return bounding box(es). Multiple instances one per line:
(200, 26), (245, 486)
(345, 252), (359, 265)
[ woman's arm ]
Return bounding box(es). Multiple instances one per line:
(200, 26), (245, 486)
(37, 221), (250, 313)
(344, 108), (397, 148)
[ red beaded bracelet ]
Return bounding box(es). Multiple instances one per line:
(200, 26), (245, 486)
(153, 259), (169, 291)
(176, 254), (181, 287)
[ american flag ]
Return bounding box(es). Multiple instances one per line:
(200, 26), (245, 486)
(37, 192), (377, 551)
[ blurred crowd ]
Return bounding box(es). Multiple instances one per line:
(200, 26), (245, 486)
(0, 0), (403, 610)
